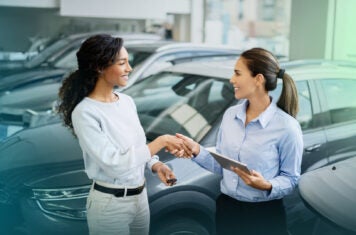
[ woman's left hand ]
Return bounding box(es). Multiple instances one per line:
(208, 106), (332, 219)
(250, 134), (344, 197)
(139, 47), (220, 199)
(231, 167), (272, 191)
(152, 162), (177, 186)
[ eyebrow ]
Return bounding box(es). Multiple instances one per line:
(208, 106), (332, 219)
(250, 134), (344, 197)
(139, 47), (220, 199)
(115, 58), (127, 63)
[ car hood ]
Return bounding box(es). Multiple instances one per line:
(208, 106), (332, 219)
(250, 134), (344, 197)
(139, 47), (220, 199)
(0, 122), (84, 198)
(0, 68), (66, 93)
(0, 122), (81, 172)
(23, 156), (220, 199)
(0, 121), (221, 201)
(299, 157), (356, 232)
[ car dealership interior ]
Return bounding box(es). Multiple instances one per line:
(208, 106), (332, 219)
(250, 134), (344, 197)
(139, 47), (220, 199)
(0, 1), (356, 235)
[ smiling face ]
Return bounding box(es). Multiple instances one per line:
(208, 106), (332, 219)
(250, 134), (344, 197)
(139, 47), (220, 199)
(230, 57), (261, 100)
(100, 46), (132, 87)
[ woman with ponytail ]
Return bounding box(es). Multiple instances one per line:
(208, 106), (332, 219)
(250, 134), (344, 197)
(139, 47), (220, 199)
(174, 48), (303, 235)
(58, 34), (189, 235)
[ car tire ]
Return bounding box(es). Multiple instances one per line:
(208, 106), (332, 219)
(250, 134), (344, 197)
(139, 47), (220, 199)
(152, 216), (212, 235)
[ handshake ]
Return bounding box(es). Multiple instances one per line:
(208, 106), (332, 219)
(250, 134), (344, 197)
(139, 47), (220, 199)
(151, 133), (200, 187)
(161, 133), (200, 159)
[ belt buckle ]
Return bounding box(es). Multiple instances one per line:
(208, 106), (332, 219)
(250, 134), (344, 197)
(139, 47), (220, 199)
(114, 188), (126, 197)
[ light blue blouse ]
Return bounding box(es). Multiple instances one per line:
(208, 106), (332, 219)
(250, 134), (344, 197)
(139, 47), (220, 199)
(194, 99), (303, 202)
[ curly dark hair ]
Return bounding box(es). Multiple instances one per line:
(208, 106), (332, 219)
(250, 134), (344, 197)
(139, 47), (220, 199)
(241, 48), (299, 118)
(57, 34), (123, 130)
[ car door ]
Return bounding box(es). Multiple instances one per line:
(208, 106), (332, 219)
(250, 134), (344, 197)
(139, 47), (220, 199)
(270, 80), (328, 173)
(316, 77), (356, 165)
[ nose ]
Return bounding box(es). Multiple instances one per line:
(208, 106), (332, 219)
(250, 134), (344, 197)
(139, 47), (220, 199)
(126, 62), (132, 72)
(230, 75), (235, 84)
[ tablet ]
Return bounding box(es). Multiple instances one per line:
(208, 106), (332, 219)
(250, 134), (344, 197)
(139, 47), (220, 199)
(208, 150), (251, 175)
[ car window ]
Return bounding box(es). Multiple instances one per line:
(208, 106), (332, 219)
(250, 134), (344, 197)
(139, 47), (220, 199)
(54, 49), (77, 69)
(128, 51), (152, 67)
(25, 38), (71, 67)
(320, 79), (356, 124)
(125, 72), (235, 142)
(270, 81), (313, 130)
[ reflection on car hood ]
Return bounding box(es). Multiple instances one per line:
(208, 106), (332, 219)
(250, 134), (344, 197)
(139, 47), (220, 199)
(299, 157), (356, 232)
(25, 169), (91, 188)
(0, 122), (81, 171)
(0, 68), (66, 92)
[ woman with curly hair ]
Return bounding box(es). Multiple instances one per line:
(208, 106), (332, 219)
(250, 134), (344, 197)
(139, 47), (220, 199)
(58, 34), (188, 235)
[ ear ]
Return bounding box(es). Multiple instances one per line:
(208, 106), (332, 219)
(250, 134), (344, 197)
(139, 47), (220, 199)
(96, 66), (104, 74)
(255, 73), (265, 87)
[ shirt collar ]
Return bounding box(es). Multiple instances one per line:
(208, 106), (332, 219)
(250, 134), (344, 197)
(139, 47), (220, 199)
(234, 98), (277, 128)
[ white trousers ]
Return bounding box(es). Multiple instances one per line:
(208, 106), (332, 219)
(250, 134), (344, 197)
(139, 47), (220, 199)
(86, 184), (150, 235)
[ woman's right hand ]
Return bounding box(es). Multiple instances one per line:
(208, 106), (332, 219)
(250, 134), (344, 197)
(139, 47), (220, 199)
(162, 134), (193, 158)
(174, 133), (200, 158)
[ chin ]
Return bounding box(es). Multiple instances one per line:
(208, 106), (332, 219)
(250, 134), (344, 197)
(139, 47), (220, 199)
(118, 82), (127, 87)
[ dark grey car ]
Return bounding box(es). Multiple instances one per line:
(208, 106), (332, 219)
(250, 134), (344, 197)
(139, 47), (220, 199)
(1, 59), (356, 235)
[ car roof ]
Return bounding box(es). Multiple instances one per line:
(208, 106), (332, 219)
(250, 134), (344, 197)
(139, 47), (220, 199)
(64, 31), (162, 42)
(126, 41), (241, 54)
(163, 59), (356, 81)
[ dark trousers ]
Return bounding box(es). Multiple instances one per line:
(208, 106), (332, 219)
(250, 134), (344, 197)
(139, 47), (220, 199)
(216, 194), (289, 235)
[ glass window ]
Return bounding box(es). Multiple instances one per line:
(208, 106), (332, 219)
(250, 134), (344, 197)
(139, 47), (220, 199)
(125, 72), (235, 141)
(321, 79), (356, 124)
(25, 38), (71, 67)
(296, 81), (313, 130)
(128, 51), (152, 68)
(270, 81), (313, 130)
(54, 49), (77, 69)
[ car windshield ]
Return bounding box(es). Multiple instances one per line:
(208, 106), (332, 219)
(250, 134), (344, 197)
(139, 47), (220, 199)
(124, 71), (236, 142)
(24, 37), (71, 68)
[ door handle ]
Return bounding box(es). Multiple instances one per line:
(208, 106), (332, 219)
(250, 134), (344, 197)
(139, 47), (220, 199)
(304, 144), (322, 152)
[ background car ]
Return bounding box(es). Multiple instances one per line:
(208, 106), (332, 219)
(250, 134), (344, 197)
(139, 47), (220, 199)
(0, 35), (240, 93)
(299, 157), (356, 235)
(0, 41), (240, 140)
(0, 32), (162, 92)
(0, 32), (162, 77)
(1, 59), (356, 235)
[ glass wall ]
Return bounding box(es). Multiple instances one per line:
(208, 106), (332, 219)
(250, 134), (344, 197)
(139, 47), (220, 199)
(204, 0), (291, 58)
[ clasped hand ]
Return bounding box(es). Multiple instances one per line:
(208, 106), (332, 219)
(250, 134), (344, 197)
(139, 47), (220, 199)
(164, 133), (200, 158)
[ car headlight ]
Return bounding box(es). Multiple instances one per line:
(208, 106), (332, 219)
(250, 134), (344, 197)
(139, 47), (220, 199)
(32, 185), (90, 220)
